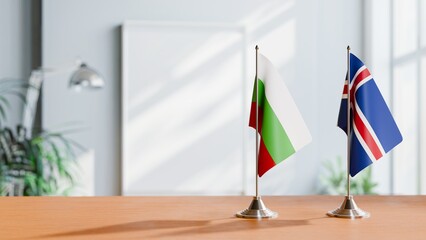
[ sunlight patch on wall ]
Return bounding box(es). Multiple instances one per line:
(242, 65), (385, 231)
(393, 61), (418, 194)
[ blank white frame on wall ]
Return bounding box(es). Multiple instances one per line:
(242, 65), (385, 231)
(121, 21), (249, 195)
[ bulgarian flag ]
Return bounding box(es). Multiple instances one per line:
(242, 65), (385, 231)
(249, 54), (312, 177)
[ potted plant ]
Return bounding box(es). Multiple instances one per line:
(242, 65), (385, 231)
(0, 79), (80, 196)
(319, 156), (378, 195)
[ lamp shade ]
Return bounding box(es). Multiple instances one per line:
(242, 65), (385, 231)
(69, 63), (104, 90)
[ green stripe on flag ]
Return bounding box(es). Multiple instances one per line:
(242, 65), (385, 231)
(255, 78), (296, 163)
(262, 98), (296, 163)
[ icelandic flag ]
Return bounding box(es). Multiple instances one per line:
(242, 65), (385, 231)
(337, 53), (403, 177)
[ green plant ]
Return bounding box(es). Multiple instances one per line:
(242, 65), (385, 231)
(0, 78), (81, 196)
(0, 125), (82, 196)
(319, 156), (378, 195)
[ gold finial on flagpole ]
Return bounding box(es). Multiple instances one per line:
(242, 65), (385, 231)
(236, 45), (277, 219)
(327, 46), (369, 219)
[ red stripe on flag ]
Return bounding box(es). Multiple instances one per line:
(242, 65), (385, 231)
(353, 108), (383, 160)
(249, 102), (264, 134)
(350, 68), (371, 99)
(342, 84), (348, 94)
(354, 68), (371, 84)
(258, 139), (277, 177)
(249, 101), (275, 177)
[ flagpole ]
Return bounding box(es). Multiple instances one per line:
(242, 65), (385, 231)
(236, 45), (277, 219)
(255, 45), (259, 198)
(346, 46), (351, 198)
(326, 46), (369, 218)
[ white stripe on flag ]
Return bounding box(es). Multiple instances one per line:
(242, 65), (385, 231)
(258, 54), (311, 150)
(350, 65), (367, 88)
(354, 75), (373, 93)
(353, 123), (376, 163)
(355, 101), (386, 157)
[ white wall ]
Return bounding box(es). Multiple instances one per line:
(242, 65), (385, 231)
(0, 0), (32, 127)
(365, 0), (426, 195)
(42, 0), (363, 195)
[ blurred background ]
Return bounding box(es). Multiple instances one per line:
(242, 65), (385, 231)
(0, 0), (424, 196)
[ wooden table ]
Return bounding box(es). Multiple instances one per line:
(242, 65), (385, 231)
(1, 196), (426, 239)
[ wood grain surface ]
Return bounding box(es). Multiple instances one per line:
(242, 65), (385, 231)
(1, 196), (425, 239)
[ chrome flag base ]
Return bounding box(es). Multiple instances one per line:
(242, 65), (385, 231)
(327, 195), (370, 219)
(236, 196), (278, 219)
